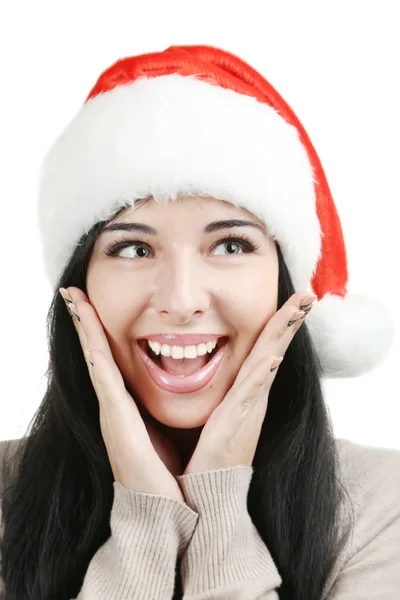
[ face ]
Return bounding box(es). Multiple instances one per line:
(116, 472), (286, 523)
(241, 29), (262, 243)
(86, 195), (278, 430)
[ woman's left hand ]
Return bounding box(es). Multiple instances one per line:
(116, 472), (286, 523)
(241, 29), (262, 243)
(182, 291), (317, 475)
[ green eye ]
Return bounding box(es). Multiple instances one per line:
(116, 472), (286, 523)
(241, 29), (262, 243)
(104, 233), (260, 259)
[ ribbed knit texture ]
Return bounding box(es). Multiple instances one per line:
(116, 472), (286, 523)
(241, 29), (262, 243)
(76, 482), (199, 599)
(1, 437), (400, 599)
(176, 466), (281, 599)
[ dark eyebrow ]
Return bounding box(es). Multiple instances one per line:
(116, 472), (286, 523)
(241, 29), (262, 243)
(204, 219), (266, 235)
(100, 219), (266, 237)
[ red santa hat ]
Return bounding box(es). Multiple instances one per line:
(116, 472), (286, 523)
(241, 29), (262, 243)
(36, 44), (395, 378)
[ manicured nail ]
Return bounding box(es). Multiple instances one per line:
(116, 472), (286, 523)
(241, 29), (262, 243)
(299, 294), (317, 312)
(59, 288), (80, 320)
(67, 302), (80, 321)
(84, 349), (94, 367)
(270, 356), (283, 372)
(59, 287), (72, 303)
(288, 310), (306, 327)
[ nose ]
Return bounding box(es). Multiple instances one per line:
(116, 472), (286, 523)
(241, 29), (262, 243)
(151, 250), (210, 325)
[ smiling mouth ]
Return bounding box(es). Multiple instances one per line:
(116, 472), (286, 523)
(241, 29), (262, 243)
(137, 337), (228, 368)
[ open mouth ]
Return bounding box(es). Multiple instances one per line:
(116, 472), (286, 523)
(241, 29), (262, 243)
(136, 336), (229, 393)
(138, 336), (228, 368)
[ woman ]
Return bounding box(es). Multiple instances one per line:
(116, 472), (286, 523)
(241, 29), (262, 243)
(0, 44), (398, 600)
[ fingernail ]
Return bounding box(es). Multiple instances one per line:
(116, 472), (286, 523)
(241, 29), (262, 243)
(59, 287), (72, 303)
(59, 288), (80, 320)
(84, 349), (94, 367)
(288, 310), (306, 327)
(299, 294), (317, 312)
(270, 356), (283, 372)
(67, 302), (80, 321)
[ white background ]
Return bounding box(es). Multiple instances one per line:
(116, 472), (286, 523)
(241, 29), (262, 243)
(0, 1), (398, 449)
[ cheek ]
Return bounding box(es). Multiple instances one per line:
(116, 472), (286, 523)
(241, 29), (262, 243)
(86, 280), (141, 342)
(227, 268), (277, 320)
(228, 274), (277, 355)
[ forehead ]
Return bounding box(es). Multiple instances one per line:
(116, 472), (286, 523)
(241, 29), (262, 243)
(111, 194), (266, 229)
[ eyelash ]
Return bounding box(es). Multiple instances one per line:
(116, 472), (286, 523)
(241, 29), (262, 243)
(104, 232), (261, 259)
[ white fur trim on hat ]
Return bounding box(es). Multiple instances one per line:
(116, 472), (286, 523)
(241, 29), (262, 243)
(37, 73), (320, 292)
(307, 293), (395, 377)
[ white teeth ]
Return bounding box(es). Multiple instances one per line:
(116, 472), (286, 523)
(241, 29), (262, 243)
(206, 341), (215, 353)
(147, 339), (219, 359)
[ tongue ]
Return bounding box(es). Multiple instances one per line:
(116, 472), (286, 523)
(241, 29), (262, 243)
(160, 353), (210, 376)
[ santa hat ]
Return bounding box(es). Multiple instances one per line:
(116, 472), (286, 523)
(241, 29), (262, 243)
(36, 44), (395, 378)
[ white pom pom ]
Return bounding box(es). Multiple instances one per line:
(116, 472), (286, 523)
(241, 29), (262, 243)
(306, 292), (396, 378)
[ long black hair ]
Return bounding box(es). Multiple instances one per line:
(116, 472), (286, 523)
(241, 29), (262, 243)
(0, 200), (353, 599)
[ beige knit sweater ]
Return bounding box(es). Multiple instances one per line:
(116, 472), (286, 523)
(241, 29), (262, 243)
(0, 436), (399, 599)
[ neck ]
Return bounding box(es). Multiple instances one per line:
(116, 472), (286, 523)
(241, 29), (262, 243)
(137, 402), (203, 471)
(157, 421), (203, 468)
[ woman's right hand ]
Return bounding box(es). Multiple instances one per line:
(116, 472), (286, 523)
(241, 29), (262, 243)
(59, 286), (186, 505)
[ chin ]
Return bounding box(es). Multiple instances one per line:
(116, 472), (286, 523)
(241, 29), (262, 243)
(145, 401), (216, 429)
(153, 412), (209, 429)
(134, 386), (223, 429)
